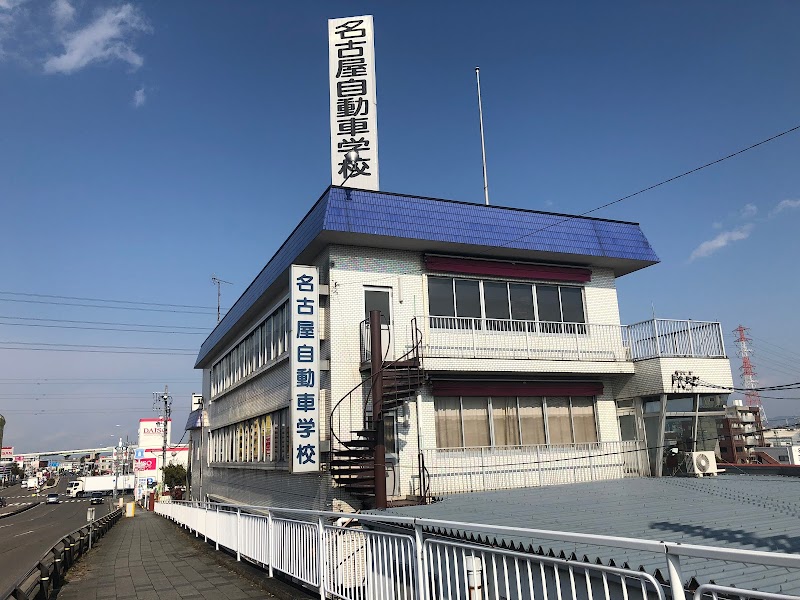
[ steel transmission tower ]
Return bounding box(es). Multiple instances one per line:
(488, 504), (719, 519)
(733, 325), (768, 426)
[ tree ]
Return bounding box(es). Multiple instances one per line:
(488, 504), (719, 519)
(162, 464), (187, 489)
(10, 463), (21, 478)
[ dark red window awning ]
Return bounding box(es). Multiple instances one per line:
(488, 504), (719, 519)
(424, 255), (591, 283)
(431, 381), (603, 397)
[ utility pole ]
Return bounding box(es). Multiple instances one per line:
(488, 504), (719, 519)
(153, 386), (172, 494)
(211, 274), (233, 323)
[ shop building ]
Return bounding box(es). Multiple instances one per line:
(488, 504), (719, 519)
(133, 418), (189, 493)
(191, 186), (734, 510)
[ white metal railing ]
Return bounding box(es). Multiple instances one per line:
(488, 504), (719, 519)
(155, 500), (800, 600)
(423, 317), (627, 362)
(421, 440), (650, 496)
(405, 316), (725, 363)
(623, 319), (725, 360)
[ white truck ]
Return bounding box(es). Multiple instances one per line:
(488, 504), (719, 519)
(25, 477), (38, 491)
(66, 475), (135, 498)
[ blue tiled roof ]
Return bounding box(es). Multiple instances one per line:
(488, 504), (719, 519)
(195, 186), (658, 367)
(324, 188), (658, 261)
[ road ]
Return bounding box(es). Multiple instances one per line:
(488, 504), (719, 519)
(0, 478), (119, 594)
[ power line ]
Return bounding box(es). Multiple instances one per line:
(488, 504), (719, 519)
(0, 346), (195, 356)
(0, 322), (207, 335)
(0, 340), (196, 351)
(0, 291), (220, 310)
(0, 297), (217, 315)
(0, 315), (209, 330)
(0, 380), (197, 385)
(497, 123), (800, 249)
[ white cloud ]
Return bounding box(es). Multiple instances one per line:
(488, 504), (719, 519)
(740, 203), (758, 219)
(712, 222), (723, 230)
(43, 3), (149, 74)
(770, 199), (800, 217)
(133, 85), (145, 107)
(689, 224), (753, 261)
(50, 0), (74, 29)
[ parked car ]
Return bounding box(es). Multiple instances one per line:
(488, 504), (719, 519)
(20, 480), (28, 489)
(46, 493), (59, 504)
(90, 492), (103, 505)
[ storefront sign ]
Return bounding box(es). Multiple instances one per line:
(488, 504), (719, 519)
(1, 447), (13, 458)
(328, 15), (379, 190)
(290, 265), (320, 473)
(134, 458), (157, 471)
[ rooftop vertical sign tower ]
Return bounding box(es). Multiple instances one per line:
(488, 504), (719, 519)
(328, 16), (379, 190)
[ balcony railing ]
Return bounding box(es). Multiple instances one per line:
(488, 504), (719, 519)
(423, 317), (628, 362)
(421, 440), (650, 496)
(622, 318), (726, 360)
(386, 316), (725, 364)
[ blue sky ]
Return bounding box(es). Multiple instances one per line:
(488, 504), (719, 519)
(1, 1), (800, 452)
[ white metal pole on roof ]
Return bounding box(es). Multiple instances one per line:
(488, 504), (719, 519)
(475, 66), (490, 206)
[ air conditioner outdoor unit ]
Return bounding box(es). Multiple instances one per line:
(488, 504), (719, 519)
(685, 451), (719, 477)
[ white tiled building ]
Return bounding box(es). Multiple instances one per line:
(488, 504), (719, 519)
(190, 187), (734, 510)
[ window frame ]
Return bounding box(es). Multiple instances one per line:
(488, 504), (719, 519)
(426, 275), (586, 328)
(433, 395), (599, 449)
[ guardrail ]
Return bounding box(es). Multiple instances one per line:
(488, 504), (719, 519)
(156, 500), (800, 600)
(1, 507), (123, 600)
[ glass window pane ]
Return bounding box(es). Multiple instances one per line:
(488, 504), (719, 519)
(697, 416), (721, 454)
(536, 285), (562, 322)
(462, 396), (491, 446)
(518, 397), (545, 445)
(428, 277), (455, 317)
(560, 287), (585, 323)
(546, 397), (572, 444)
(266, 317), (274, 361)
(434, 396), (463, 448)
(491, 396), (519, 446)
(365, 290), (391, 325)
(618, 415), (637, 441)
(571, 397), (597, 443)
(510, 284), (535, 321)
(483, 282), (510, 319)
(384, 413), (397, 454)
(666, 395), (694, 412)
(643, 396), (662, 414)
(698, 394), (726, 412)
(455, 280), (482, 318)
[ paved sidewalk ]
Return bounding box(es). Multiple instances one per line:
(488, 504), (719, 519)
(57, 509), (308, 600)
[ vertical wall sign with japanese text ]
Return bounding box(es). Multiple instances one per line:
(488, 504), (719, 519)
(290, 265), (320, 473)
(328, 15), (379, 190)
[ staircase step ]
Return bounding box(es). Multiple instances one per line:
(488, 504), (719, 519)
(330, 460), (373, 468)
(342, 439), (376, 449)
(353, 429), (377, 438)
(331, 469), (375, 478)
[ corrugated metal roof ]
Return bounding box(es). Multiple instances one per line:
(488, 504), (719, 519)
(380, 475), (800, 593)
(196, 186), (659, 367)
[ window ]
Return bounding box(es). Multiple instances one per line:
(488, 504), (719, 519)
(518, 397), (546, 445)
(434, 395), (597, 448)
(428, 277), (455, 317)
(483, 282), (510, 319)
(211, 300), (290, 397)
(209, 407), (290, 466)
(546, 397), (572, 444)
(462, 397), (490, 446)
(455, 279), (481, 318)
(571, 397), (598, 443)
(427, 276), (585, 330)
(491, 397), (519, 446)
(434, 397), (462, 448)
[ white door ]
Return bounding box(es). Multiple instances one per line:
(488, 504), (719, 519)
(364, 287), (394, 360)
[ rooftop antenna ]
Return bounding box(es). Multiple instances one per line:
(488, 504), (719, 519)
(475, 66), (490, 206)
(211, 274), (233, 323)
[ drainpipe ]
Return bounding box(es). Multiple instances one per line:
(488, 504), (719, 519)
(370, 310), (387, 509)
